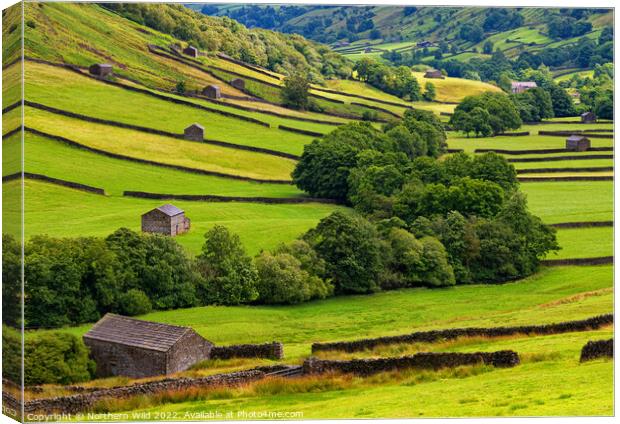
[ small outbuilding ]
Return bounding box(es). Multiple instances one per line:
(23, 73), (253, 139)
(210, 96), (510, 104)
(83, 314), (213, 378)
(581, 111), (597, 123)
(230, 78), (245, 90)
(417, 41), (433, 48)
(88, 63), (113, 78)
(183, 45), (199, 58)
(511, 81), (537, 94)
(364, 47), (373, 53)
(202, 84), (221, 99)
(424, 69), (444, 79)
(184, 123), (204, 142)
(566, 134), (591, 152)
(141, 204), (191, 236)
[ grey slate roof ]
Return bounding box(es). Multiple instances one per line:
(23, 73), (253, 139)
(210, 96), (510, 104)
(567, 134), (588, 142)
(83, 313), (191, 352)
(186, 123), (204, 130)
(156, 204), (184, 217)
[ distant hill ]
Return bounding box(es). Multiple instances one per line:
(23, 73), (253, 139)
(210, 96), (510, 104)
(192, 5), (613, 66)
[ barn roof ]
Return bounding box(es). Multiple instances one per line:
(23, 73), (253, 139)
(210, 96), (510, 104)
(83, 314), (191, 352)
(156, 204), (184, 217)
(567, 134), (588, 142)
(581, 111), (595, 117)
(186, 123), (205, 130)
(511, 81), (537, 88)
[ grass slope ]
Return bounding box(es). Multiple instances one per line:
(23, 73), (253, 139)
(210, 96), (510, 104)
(554, 227), (614, 259)
(21, 62), (315, 156)
(5, 132), (304, 198)
(3, 180), (342, 255)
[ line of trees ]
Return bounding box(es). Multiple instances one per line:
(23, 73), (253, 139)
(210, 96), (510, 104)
(353, 58), (423, 101)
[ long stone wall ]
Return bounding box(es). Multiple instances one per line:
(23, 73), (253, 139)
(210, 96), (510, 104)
(123, 191), (338, 205)
(540, 256), (613, 266)
(12, 370), (265, 415)
(580, 339), (613, 362)
(3, 172), (106, 195)
(311, 314), (613, 353)
(538, 130), (613, 139)
(210, 342), (284, 360)
(508, 154), (614, 163)
(303, 350), (520, 376)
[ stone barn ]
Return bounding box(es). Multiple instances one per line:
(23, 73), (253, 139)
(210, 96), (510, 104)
(83, 314), (213, 378)
(566, 134), (591, 152)
(141, 204), (191, 236)
(364, 47), (373, 53)
(202, 84), (221, 99)
(88, 63), (113, 78)
(511, 81), (537, 94)
(230, 78), (245, 90)
(581, 111), (597, 123)
(183, 45), (199, 58)
(424, 69), (444, 79)
(184, 123), (204, 141)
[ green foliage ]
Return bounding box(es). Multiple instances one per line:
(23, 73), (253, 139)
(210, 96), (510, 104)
(255, 251), (333, 304)
(423, 82), (436, 101)
(353, 58), (421, 100)
(451, 92), (522, 135)
(2, 326), (21, 383)
(281, 73), (311, 110)
(196, 225), (258, 305)
(2, 235), (21, 327)
(102, 3), (351, 80)
(511, 87), (554, 122)
(117, 289), (153, 316)
(24, 332), (95, 385)
(304, 212), (383, 294)
(175, 80), (186, 94)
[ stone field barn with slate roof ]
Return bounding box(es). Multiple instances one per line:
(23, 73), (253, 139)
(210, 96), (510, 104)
(141, 204), (191, 236)
(83, 314), (214, 378)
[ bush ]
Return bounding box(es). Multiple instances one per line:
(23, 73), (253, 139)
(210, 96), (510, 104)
(24, 333), (95, 385)
(255, 252), (333, 304)
(2, 326), (21, 383)
(117, 289), (152, 316)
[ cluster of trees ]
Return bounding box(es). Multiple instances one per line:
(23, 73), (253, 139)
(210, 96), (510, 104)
(103, 3), (351, 82)
(3, 326), (94, 385)
(559, 63), (613, 120)
(547, 14), (592, 39)
(450, 92), (522, 136)
(353, 58), (423, 100)
(292, 119), (559, 287)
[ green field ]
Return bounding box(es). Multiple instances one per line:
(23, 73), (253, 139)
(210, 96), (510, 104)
(514, 159), (614, 170)
(521, 181), (613, 224)
(34, 264), (613, 417)
(24, 107), (296, 182)
(5, 132), (304, 198)
(554, 227), (613, 259)
(21, 62), (318, 156)
(3, 180), (343, 255)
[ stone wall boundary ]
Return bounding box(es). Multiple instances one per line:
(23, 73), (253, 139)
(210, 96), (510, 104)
(518, 176), (613, 182)
(123, 191), (338, 205)
(311, 314), (613, 353)
(277, 125), (324, 138)
(539, 130), (614, 139)
(507, 154), (613, 163)
(211, 342), (284, 360)
(580, 339), (613, 362)
(475, 147), (613, 155)
(540, 256), (613, 266)
(549, 221), (613, 228)
(3, 172), (106, 195)
(303, 350), (520, 376)
(516, 166), (613, 174)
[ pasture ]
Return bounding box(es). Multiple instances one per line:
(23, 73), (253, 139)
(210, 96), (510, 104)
(3, 180), (343, 255)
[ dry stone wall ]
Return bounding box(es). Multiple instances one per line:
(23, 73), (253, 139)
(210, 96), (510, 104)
(580, 339), (613, 362)
(303, 350), (520, 376)
(211, 342), (284, 360)
(312, 314), (613, 353)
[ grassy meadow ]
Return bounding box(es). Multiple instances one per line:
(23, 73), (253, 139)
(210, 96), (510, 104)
(3, 180), (343, 256)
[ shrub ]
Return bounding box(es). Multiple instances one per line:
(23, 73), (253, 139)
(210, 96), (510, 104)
(24, 333), (95, 385)
(117, 289), (152, 316)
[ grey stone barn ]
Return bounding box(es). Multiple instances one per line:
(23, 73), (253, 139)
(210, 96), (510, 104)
(566, 134), (591, 152)
(83, 314), (213, 378)
(183, 45), (199, 58)
(230, 78), (245, 90)
(424, 69), (444, 79)
(88, 63), (113, 78)
(581, 111), (597, 123)
(202, 84), (221, 99)
(141, 204), (190, 236)
(184, 123), (204, 141)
